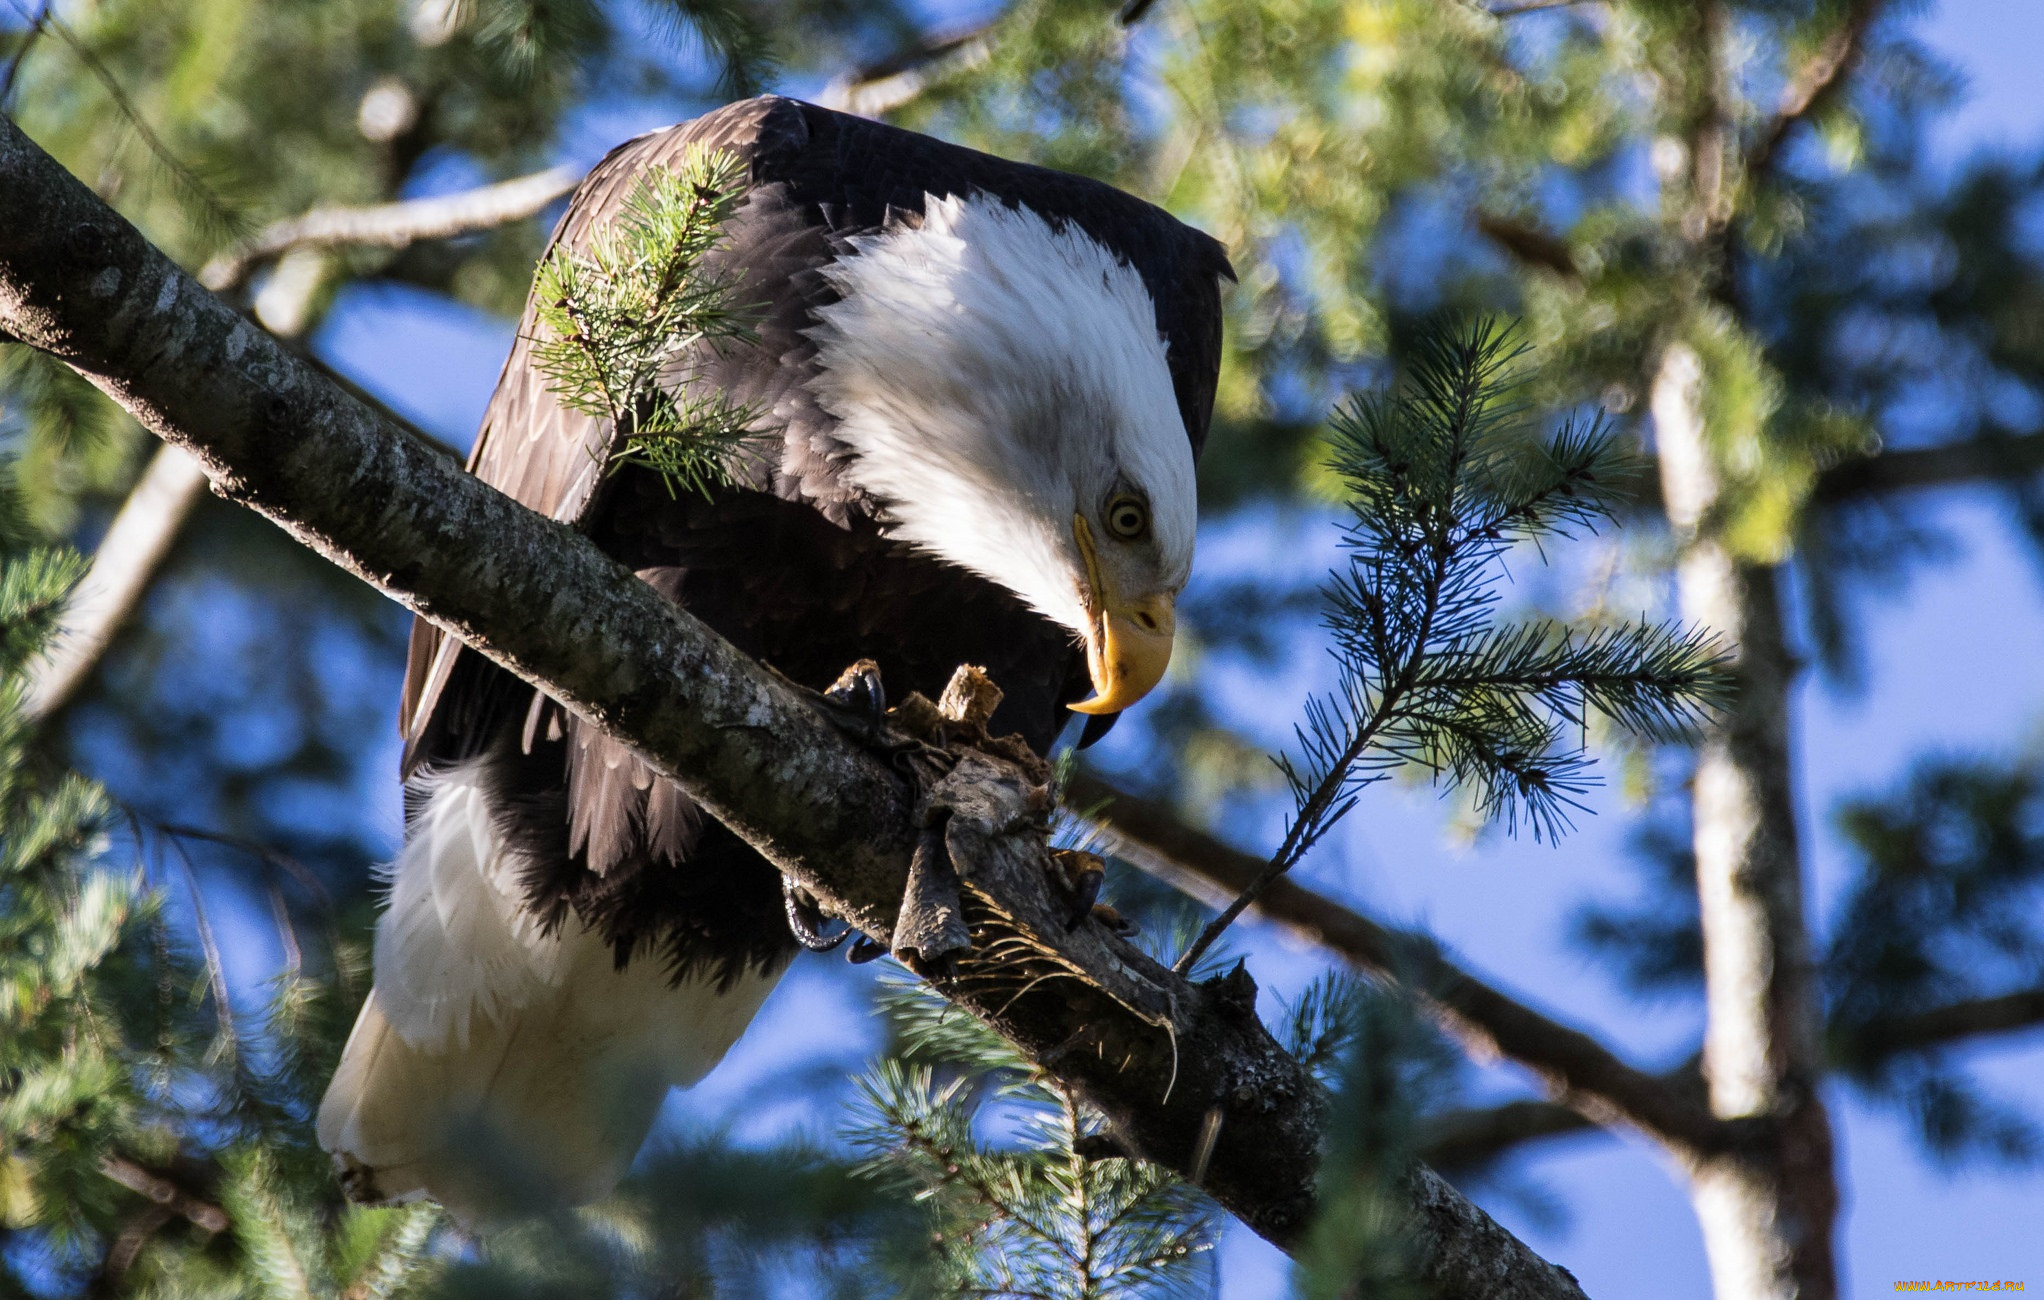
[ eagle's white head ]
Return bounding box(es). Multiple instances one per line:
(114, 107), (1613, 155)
(806, 193), (1196, 716)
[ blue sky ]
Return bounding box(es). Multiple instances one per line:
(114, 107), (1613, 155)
(293, 2), (2044, 1293)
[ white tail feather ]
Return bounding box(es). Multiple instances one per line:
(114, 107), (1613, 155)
(320, 760), (781, 1224)
(373, 763), (565, 1048)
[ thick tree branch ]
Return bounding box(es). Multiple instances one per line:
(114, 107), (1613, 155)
(197, 164), (580, 294)
(0, 113), (1592, 1298)
(1068, 773), (1732, 1162)
(24, 169), (554, 720)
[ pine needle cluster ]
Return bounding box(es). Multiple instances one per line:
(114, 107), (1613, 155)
(846, 979), (1217, 1299)
(1179, 319), (1732, 970)
(1304, 319), (1729, 842)
(1286, 977), (1457, 1300)
(0, 473), (450, 1296)
(530, 149), (764, 499)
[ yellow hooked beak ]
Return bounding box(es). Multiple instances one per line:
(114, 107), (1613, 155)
(1068, 514), (1177, 716)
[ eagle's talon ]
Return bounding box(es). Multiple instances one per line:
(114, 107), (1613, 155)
(1048, 847), (1108, 931)
(784, 879), (851, 952)
(1091, 902), (1138, 938)
(823, 658), (887, 743)
(1065, 861), (1104, 930)
(846, 934), (890, 964)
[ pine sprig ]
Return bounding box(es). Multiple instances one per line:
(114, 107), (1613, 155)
(1177, 319), (1732, 973)
(529, 150), (765, 499)
(849, 981), (1216, 1299)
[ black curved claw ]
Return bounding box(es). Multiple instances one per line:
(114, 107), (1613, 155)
(783, 878), (851, 952)
(846, 934), (890, 964)
(1076, 710), (1120, 750)
(1065, 861), (1104, 931)
(824, 659), (887, 742)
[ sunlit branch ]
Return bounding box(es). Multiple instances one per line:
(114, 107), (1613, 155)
(816, 21), (997, 118)
(23, 168), (563, 721)
(199, 164), (580, 293)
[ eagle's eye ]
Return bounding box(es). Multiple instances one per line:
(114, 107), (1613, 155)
(1105, 495), (1149, 541)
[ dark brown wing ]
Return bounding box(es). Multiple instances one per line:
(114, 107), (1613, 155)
(399, 99), (815, 765)
(401, 94), (1233, 768)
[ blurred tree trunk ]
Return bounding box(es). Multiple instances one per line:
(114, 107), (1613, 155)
(1648, 7), (1843, 1294)
(1654, 341), (1839, 1299)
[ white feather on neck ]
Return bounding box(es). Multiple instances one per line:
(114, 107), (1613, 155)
(804, 194), (1196, 635)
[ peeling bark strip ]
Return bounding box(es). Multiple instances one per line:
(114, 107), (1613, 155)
(0, 115), (1595, 1296)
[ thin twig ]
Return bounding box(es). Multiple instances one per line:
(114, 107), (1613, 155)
(816, 21), (998, 117)
(1745, 0), (1884, 183)
(1174, 351), (1486, 975)
(3, 0), (245, 237)
(154, 818), (335, 978)
(0, 0), (51, 104)
(159, 830), (239, 1056)
(1487, 0), (1594, 16)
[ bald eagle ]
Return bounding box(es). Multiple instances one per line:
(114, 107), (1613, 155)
(316, 95), (1230, 1221)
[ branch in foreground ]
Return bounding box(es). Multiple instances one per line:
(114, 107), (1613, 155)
(26, 165), (570, 718)
(0, 114), (1590, 1298)
(1070, 772), (1732, 1163)
(197, 164), (580, 293)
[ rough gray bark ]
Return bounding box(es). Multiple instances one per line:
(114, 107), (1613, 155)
(0, 113), (1591, 1298)
(25, 165), (571, 721)
(1653, 341), (1838, 1300)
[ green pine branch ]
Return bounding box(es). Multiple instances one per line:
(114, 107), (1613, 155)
(1177, 319), (1733, 973)
(847, 981), (1216, 1300)
(529, 149), (767, 500)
